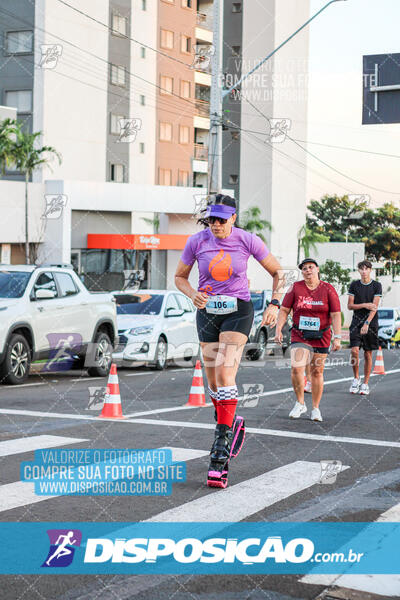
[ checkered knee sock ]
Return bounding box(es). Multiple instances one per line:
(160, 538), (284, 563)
(216, 385), (238, 427)
(208, 386), (218, 410)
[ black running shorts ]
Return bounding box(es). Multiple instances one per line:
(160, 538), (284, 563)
(196, 298), (254, 343)
(349, 323), (379, 351)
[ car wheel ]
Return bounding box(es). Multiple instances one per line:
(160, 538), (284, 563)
(153, 337), (167, 370)
(0, 334), (31, 385)
(87, 331), (113, 377)
(249, 329), (267, 361)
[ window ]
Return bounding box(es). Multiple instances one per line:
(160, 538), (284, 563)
(110, 164), (124, 182)
(111, 14), (128, 36)
(180, 80), (190, 98)
(160, 75), (173, 95)
(110, 113), (124, 134)
(176, 294), (194, 312)
(181, 35), (191, 53)
(165, 294), (180, 315)
(159, 121), (172, 141)
(5, 90), (32, 113)
(5, 31), (33, 54)
(139, 143), (145, 154)
(181, 0), (192, 7)
(140, 94), (146, 105)
(160, 29), (174, 50)
(232, 46), (241, 56)
(140, 46), (146, 58)
(159, 168), (172, 186)
(229, 174), (239, 184)
(142, 0), (147, 9)
(33, 273), (58, 298)
(179, 125), (190, 144)
(110, 64), (126, 86)
(178, 170), (189, 186)
(55, 273), (78, 297)
(232, 2), (242, 12)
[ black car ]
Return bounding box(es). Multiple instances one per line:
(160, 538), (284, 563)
(245, 290), (291, 360)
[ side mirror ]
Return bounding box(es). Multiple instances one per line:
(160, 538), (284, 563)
(166, 307), (184, 317)
(35, 289), (56, 300)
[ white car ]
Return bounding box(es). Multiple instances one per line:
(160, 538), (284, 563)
(0, 265), (117, 384)
(112, 290), (199, 369)
(378, 307), (400, 348)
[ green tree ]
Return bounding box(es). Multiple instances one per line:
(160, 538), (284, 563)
(297, 224), (329, 264)
(240, 206), (272, 243)
(0, 118), (17, 174)
(141, 213), (160, 234)
(306, 194), (369, 242)
(11, 121), (61, 263)
(358, 203), (400, 262)
(319, 259), (351, 295)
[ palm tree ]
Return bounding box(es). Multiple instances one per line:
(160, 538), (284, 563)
(0, 118), (17, 174)
(141, 213), (160, 234)
(297, 224), (329, 264)
(11, 121), (61, 263)
(240, 206), (272, 243)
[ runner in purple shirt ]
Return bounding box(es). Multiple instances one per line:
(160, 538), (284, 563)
(175, 194), (284, 488)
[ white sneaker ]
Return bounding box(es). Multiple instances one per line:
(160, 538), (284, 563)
(289, 401), (307, 419)
(359, 383), (370, 395)
(349, 378), (361, 394)
(310, 407), (323, 422)
(304, 380), (312, 394)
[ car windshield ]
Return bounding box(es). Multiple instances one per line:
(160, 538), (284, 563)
(0, 271), (31, 298)
(115, 293), (163, 315)
(378, 309), (394, 320)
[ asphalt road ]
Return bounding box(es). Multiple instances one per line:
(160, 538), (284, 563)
(0, 348), (399, 600)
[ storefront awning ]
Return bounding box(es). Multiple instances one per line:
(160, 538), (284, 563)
(87, 233), (189, 251)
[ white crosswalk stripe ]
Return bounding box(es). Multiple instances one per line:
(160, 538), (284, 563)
(0, 444), (208, 513)
(0, 435), (88, 457)
(301, 502), (400, 597)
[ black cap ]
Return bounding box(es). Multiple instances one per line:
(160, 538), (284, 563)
(298, 258), (319, 269)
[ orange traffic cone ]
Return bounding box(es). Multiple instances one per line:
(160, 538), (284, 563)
(100, 363), (124, 418)
(186, 360), (206, 406)
(372, 347), (386, 375)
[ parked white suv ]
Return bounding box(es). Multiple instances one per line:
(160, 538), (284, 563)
(0, 265), (118, 384)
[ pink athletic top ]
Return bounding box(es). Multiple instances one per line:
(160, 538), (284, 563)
(180, 227), (269, 301)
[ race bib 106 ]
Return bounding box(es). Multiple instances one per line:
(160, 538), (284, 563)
(205, 295), (237, 315)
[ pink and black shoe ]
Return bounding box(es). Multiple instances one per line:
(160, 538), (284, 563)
(207, 416), (245, 489)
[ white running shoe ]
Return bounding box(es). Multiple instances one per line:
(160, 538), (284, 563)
(304, 380), (312, 394)
(349, 378), (361, 394)
(289, 401), (307, 419)
(359, 383), (370, 395)
(310, 407), (323, 422)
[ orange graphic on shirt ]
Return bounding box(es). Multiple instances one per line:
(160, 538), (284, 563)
(208, 250), (233, 281)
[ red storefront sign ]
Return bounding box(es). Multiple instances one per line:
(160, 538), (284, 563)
(87, 233), (189, 251)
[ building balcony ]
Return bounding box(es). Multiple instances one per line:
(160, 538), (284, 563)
(194, 115), (210, 130)
(194, 70), (211, 87)
(196, 14), (213, 43)
(196, 12), (212, 29)
(195, 99), (210, 117)
(194, 144), (208, 160)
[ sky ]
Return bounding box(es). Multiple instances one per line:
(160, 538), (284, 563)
(306, 0), (400, 207)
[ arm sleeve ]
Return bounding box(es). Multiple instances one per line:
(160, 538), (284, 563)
(281, 286), (295, 309)
(180, 236), (196, 266)
(374, 281), (383, 297)
(347, 280), (355, 296)
(328, 284), (341, 312)
(250, 233), (270, 262)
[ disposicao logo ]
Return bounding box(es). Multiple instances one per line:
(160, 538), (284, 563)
(42, 529), (82, 567)
(83, 536), (314, 564)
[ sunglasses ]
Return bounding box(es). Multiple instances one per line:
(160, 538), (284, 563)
(207, 216), (228, 225)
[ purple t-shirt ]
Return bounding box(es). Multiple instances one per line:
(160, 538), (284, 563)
(180, 227), (269, 301)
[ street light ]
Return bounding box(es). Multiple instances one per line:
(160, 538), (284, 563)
(222, 0), (348, 99)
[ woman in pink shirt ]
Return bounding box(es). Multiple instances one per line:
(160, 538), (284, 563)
(175, 194), (283, 488)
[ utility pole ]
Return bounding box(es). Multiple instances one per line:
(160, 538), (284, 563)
(208, 0), (222, 194)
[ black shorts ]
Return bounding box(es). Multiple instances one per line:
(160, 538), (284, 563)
(196, 298), (254, 343)
(291, 342), (330, 354)
(350, 323), (379, 351)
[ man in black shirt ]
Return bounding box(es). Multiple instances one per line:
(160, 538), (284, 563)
(347, 260), (382, 396)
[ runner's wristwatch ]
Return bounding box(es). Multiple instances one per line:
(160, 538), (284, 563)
(269, 299), (280, 308)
